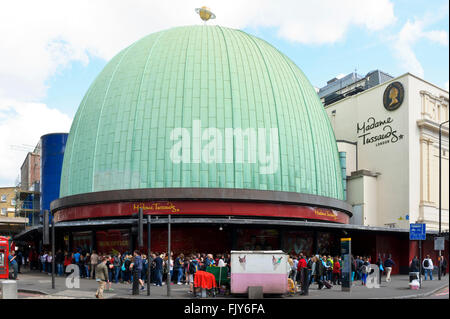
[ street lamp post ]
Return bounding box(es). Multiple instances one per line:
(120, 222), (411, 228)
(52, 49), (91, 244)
(167, 214), (171, 297)
(438, 120), (449, 281)
(147, 215), (151, 296)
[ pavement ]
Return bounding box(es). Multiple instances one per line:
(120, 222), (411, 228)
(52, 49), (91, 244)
(1, 269), (448, 299)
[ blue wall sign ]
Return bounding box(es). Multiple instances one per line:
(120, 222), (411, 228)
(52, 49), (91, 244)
(410, 223), (426, 240)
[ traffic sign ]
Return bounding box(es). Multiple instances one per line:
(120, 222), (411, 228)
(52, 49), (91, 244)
(434, 237), (445, 250)
(410, 223), (426, 240)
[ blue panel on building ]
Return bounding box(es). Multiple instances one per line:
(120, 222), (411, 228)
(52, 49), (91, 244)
(40, 133), (68, 222)
(409, 223), (426, 240)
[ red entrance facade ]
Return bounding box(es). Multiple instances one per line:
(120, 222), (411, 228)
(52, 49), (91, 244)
(54, 200), (350, 224)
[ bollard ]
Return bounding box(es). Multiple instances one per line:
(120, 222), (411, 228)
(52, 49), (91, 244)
(132, 269), (140, 295)
(248, 286), (263, 299)
(1, 280), (18, 299)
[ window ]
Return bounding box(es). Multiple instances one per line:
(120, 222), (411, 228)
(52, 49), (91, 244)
(11, 199), (16, 206)
(1, 208), (6, 216)
(0, 195), (6, 202)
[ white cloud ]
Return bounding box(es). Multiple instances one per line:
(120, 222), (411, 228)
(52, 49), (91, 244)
(0, 0), (396, 102)
(0, 0), (397, 186)
(0, 98), (72, 186)
(391, 9), (448, 78)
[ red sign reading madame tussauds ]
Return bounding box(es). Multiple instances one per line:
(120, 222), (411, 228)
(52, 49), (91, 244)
(54, 200), (349, 224)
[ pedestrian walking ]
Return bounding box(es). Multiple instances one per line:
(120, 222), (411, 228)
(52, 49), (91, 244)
(130, 251), (145, 290)
(187, 255), (198, 294)
(105, 255), (114, 291)
(332, 257), (341, 285)
(90, 250), (99, 279)
(16, 250), (23, 274)
(55, 249), (64, 276)
(422, 255), (434, 280)
(442, 257), (447, 276)
(384, 255), (395, 282)
(113, 252), (121, 283)
(46, 252), (53, 275)
(153, 253), (164, 286)
(409, 256), (420, 272)
(95, 256), (109, 299)
(361, 258), (369, 285)
(8, 250), (18, 280)
(63, 251), (71, 274)
(174, 253), (184, 285)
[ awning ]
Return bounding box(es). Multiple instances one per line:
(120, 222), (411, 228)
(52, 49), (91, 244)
(14, 216), (442, 240)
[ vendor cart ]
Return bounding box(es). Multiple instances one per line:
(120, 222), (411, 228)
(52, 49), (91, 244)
(230, 250), (288, 295)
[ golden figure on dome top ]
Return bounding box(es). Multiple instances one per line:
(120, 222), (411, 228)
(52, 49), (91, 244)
(195, 6), (216, 22)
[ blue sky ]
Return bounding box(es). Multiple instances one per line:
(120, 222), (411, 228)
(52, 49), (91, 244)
(0, 0), (448, 186)
(42, 0), (449, 119)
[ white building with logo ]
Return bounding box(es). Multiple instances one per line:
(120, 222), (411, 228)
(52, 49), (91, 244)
(323, 73), (449, 232)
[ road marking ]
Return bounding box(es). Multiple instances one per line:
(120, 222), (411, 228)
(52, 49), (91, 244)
(434, 288), (448, 296)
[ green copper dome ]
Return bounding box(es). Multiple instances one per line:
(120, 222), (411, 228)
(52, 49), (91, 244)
(60, 25), (344, 200)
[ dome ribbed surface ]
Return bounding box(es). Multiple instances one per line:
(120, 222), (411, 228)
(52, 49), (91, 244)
(60, 25), (344, 200)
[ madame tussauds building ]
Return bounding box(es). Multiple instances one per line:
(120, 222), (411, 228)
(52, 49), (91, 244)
(46, 25), (359, 258)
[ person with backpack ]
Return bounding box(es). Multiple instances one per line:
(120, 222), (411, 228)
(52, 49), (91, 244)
(422, 255), (434, 280)
(351, 255), (356, 282)
(204, 254), (214, 269)
(355, 256), (363, 280)
(360, 258), (370, 285)
(187, 255), (198, 294)
(376, 255), (384, 283)
(121, 254), (131, 284)
(313, 256), (325, 289)
(384, 255), (395, 282)
(409, 256), (420, 272)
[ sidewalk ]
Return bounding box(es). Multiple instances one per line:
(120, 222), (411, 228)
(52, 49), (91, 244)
(2, 270), (448, 299)
(293, 275), (449, 299)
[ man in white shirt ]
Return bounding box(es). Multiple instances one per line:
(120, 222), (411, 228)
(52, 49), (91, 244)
(41, 252), (48, 273)
(46, 253), (53, 275)
(422, 255), (434, 280)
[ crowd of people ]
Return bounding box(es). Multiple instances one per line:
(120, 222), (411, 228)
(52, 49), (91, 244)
(286, 253), (447, 294)
(287, 253), (389, 293)
(8, 246), (448, 298)
(26, 249), (231, 298)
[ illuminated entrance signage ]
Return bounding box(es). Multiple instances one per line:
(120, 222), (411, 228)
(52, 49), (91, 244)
(133, 202), (180, 213)
(314, 208), (338, 221)
(357, 116), (404, 147)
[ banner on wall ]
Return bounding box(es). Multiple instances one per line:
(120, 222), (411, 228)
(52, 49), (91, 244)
(282, 230), (314, 256)
(72, 232), (91, 252)
(96, 230), (130, 254)
(236, 229), (279, 250)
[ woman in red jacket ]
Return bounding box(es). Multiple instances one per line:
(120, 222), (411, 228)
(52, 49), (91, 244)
(332, 257), (341, 285)
(63, 251), (71, 274)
